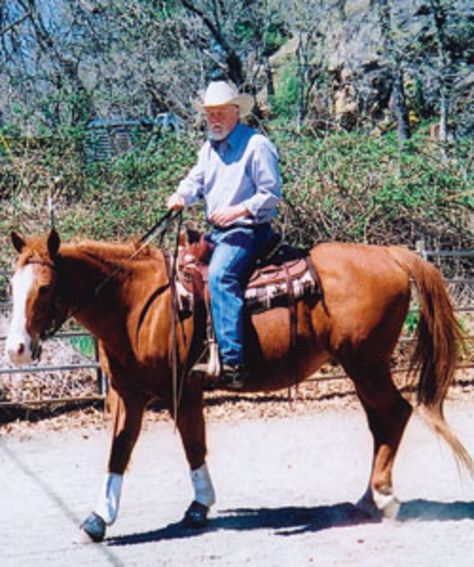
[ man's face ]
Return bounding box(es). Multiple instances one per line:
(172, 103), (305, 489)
(205, 105), (239, 141)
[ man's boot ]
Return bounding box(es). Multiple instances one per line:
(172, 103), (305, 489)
(219, 364), (249, 390)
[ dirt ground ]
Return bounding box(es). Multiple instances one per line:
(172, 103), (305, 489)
(1, 390), (474, 567)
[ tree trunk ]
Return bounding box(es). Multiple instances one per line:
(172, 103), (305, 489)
(439, 87), (449, 145)
(296, 31), (311, 127)
(263, 55), (275, 97)
(392, 69), (411, 143)
(377, 0), (411, 146)
(226, 51), (244, 86)
(430, 0), (451, 148)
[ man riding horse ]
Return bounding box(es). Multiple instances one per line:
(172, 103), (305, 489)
(167, 80), (282, 390)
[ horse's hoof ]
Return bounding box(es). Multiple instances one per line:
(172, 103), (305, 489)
(81, 512), (107, 542)
(379, 494), (401, 519)
(357, 488), (401, 520)
(355, 495), (382, 519)
(183, 500), (209, 528)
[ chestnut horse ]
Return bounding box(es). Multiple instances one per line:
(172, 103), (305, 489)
(6, 229), (473, 542)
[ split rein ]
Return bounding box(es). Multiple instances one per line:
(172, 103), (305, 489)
(39, 209), (184, 343)
(27, 209), (187, 424)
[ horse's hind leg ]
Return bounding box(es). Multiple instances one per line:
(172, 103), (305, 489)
(81, 387), (147, 541)
(345, 360), (412, 519)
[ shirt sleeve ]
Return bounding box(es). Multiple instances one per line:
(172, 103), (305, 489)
(177, 145), (206, 206)
(242, 136), (282, 222)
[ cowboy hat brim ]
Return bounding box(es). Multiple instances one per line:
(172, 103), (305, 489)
(193, 93), (254, 117)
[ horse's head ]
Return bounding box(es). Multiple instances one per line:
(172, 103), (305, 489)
(6, 229), (61, 364)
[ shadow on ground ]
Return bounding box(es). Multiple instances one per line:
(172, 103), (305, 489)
(106, 499), (474, 546)
(398, 499), (474, 522)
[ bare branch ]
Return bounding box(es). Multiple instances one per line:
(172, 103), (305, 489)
(0, 11), (31, 38)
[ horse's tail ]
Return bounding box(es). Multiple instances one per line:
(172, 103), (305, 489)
(388, 246), (473, 475)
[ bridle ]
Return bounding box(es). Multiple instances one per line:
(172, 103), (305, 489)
(21, 209), (184, 350)
(20, 259), (63, 336)
(17, 210), (188, 424)
(12, 258), (64, 361)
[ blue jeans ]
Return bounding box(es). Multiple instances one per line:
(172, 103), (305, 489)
(206, 223), (273, 367)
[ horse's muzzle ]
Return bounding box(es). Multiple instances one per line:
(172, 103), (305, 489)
(5, 333), (42, 365)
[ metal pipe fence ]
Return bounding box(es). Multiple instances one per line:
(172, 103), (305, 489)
(0, 246), (472, 409)
(0, 268), (104, 408)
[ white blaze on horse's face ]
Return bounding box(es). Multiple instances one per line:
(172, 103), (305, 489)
(6, 264), (36, 364)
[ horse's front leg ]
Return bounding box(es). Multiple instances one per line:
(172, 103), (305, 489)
(81, 387), (147, 542)
(173, 387), (215, 528)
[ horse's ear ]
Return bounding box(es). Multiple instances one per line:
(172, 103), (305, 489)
(47, 229), (61, 258)
(11, 231), (26, 253)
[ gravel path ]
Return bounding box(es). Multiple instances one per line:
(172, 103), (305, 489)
(1, 399), (474, 567)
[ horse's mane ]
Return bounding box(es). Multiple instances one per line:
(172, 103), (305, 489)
(56, 240), (166, 279)
(64, 240), (162, 263)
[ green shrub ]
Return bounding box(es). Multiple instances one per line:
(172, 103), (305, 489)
(0, 120), (472, 276)
(271, 125), (473, 253)
(69, 335), (96, 359)
(270, 61), (300, 119)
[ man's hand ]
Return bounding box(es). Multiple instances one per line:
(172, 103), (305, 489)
(167, 193), (185, 211)
(209, 204), (250, 227)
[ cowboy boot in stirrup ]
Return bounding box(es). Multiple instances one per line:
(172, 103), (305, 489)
(219, 364), (249, 390)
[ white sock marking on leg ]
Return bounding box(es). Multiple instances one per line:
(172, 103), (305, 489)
(191, 463), (216, 507)
(95, 473), (123, 525)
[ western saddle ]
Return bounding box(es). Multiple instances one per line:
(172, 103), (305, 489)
(170, 228), (322, 381)
(175, 229), (321, 316)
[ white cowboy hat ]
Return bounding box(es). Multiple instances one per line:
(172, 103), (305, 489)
(193, 81), (254, 117)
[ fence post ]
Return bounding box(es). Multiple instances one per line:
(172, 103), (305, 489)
(94, 338), (107, 397)
(415, 239), (427, 260)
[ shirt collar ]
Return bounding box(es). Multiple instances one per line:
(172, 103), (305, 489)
(226, 121), (243, 148)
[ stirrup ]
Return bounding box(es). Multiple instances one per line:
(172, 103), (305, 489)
(191, 340), (221, 378)
(190, 362), (210, 374)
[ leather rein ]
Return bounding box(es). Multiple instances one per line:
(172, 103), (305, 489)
(29, 209), (183, 343)
(23, 211), (187, 426)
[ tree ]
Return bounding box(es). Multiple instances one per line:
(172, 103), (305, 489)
(179, 0), (245, 85)
(376, 0), (411, 145)
(270, 0), (334, 126)
(177, 0), (285, 104)
(412, 0), (473, 147)
(0, 0), (99, 132)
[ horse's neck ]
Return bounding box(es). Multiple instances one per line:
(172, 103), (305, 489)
(58, 246), (132, 334)
(58, 244), (169, 349)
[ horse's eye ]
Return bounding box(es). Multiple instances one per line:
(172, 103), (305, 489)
(39, 285), (51, 295)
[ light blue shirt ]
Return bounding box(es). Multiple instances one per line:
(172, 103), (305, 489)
(177, 122), (281, 226)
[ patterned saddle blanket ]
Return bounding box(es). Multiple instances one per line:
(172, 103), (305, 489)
(175, 230), (321, 314)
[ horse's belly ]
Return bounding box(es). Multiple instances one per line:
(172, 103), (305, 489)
(247, 306), (328, 387)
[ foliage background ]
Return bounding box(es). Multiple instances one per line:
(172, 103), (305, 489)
(0, 0), (472, 271)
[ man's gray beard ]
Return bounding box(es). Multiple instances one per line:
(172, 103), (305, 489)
(208, 127), (230, 141)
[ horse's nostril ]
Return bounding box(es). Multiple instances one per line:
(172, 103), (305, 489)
(17, 343), (25, 356)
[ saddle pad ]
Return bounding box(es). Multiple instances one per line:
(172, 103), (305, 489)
(176, 247), (320, 315)
(244, 260), (318, 313)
